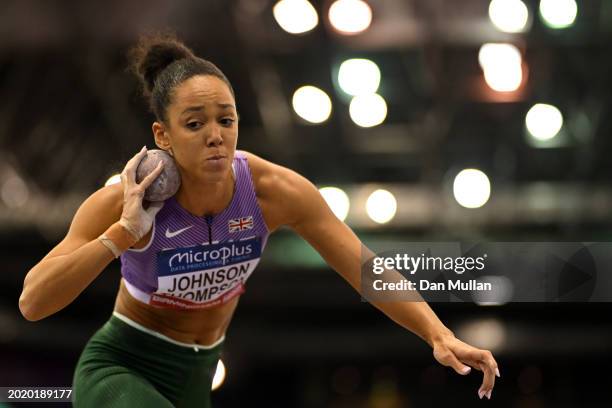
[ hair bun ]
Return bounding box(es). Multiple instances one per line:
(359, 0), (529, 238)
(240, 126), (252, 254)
(129, 33), (195, 96)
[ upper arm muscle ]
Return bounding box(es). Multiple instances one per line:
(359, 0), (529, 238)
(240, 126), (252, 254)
(42, 183), (123, 261)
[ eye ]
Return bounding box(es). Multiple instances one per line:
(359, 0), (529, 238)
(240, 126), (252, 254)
(186, 121), (203, 130)
(220, 118), (235, 127)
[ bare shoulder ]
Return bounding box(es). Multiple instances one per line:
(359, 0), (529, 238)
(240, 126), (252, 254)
(79, 182), (124, 225)
(241, 151), (319, 231)
(92, 181), (123, 205)
(241, 151), (296, 195)
(42, 182), (124, 260)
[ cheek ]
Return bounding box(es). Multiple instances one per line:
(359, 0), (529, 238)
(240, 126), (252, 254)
(173, 130), (201, 147)
(225, 128), (238, 144)
(171, 134), (201, 158)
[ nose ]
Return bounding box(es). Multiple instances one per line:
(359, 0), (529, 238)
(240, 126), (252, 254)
(205, 124), (223, 148)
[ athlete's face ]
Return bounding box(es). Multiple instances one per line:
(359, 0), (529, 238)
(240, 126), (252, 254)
(153, 75), (238, 183)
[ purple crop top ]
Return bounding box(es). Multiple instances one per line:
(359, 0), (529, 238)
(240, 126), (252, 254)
(120, 151), (270, 310)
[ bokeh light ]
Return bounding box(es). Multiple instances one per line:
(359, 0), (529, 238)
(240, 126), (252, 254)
(1, 175), (29, 208)
(349, 93), (387, 127)
(365, 189), (397, 224)
(328, 0), (372, 35)
(292, 86), (333, 124)
(453, 169), (491, 209)
(338, 58), (381, 96)
(273, 0), (319, 34)
(525, 103), (564, 141)
(488, 0), (529, 33)
(320, 186), (350, 221)
(539, 0), (577, 29)
(211, 359), (226, 391)
(479, 43), (523, 92)
(456, 318), (507, 352)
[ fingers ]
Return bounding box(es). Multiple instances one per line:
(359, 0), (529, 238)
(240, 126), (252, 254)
(433, 348), (472, 376)
(122, 146), (148, 187)
(128, 146), (148, 168)
(438, 337), (501, 400)
(145, 201), (164, 215)
(474, 350), (498, 400)
(139, 161), (165, 190)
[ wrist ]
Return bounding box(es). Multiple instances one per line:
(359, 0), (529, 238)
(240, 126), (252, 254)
(118, 219), (141, 242)
(99, 222), (139, 257)
(425, 325), (455, 348)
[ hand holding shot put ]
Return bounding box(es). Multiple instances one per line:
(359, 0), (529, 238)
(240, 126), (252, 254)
(19, 33), (500, 407)
(122, 147), (163, 239)
(108, 146), (182, 252)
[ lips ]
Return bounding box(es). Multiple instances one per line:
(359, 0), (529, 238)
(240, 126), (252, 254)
(204, 154), (228, 171)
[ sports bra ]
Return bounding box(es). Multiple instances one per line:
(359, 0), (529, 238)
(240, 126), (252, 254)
(119, 151), (270, 310)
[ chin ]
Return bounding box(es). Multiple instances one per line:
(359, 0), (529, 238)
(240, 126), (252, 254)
(200, 167), (230, 183)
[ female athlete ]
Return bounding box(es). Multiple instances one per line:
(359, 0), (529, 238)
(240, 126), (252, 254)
(19, 34), (499, 406)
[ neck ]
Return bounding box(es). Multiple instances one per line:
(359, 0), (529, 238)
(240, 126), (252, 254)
(174, 170), (235, 217)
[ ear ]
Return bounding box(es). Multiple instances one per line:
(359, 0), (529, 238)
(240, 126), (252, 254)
(152, 122), (173, 154)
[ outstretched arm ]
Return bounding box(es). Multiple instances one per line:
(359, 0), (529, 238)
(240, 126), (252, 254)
(250, 154), (500, 400)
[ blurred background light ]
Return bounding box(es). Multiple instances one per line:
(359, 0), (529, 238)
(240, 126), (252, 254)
(349, 93), (387, 127)
(488, 0), (529, 33)
(273, 0), (319, 34)
(456, 318), (507, 352)
(211, 359), (226, 391)
(328, 0), (372, 35)
(479, 43), (523, 92)
(525, 103), (564, 141)
(483, 63), (522, 92)
(539, 0), (577, 29)
(1, 174), (29, 209)
(453, 169), (491, 209)
(319, 186), (350, 221)
(338, 58), (381, 96)
(472, 276), (515, 306)
(365, 189), (397, 224)
(478, 43), (522, 71)
(104, 174), (122, 187)
(292, 86), (332, 124)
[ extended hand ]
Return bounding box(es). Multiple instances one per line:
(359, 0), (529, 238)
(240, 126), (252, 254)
(432, 333), (500, 400)
(119, 146), (165, 240)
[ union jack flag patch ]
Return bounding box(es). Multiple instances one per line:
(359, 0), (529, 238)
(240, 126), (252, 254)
(228, 216), (254, 232)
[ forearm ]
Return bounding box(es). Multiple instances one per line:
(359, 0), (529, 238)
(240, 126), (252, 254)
(19, 223), (135, 321)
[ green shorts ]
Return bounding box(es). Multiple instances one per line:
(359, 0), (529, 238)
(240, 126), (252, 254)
(72, 312), (223, 408)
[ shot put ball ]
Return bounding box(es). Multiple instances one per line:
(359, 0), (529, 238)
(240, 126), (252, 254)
(135, 149), (181, 202)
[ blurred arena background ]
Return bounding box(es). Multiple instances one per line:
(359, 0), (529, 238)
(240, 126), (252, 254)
(1, 0), (612, 406)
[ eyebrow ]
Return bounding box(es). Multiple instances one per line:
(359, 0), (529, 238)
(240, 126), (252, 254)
(181, 103), (236, 115)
